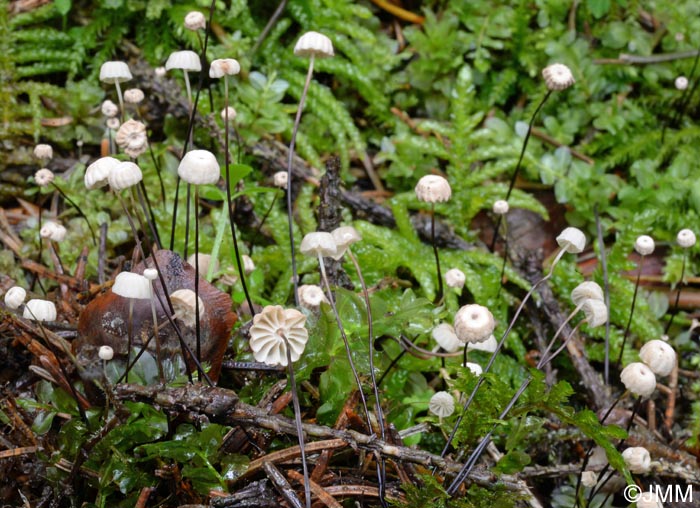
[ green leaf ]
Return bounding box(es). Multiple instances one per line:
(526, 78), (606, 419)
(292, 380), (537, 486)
(223, 163), (253, 187)
(495, 450), (531, 474)
(55, 0), (71, 16)
(587, 0), (611, 18)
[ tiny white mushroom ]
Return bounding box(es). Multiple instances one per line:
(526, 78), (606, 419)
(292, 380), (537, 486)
(273, 171), (288, 189)
(300, 232), (337, 258)
(571, 281), (604, 306)
(465, 362), (483, 376)
(170, 289), (205, 328)
(298, 284), (328, 310)
(677, 228), (696, 248)
(34, 168), (54, 187)
(453, 304), (495, 344)
(249, 305), (309, 366)
(620, 362), (657, 398)
(556, 227), (586, 254)
(184, 10), (206, 31)
(101, 99), (119, 118)
(99, 61), (133, 113)
(429, 391), (455, 418)
(675, 76), (689, 91)
(108, 161), (143, 191)
(445, 268), (466, 289)
(178, 150), (220, 186)
(99, 345), (114, 361)
(432, 323), (462, 353)
(40, 221), (67, 242)
(581, 471), (597, 488)
(415, 175), (452, 203)
(112, 272), (152, 300)
(634, 235), (655, 256)
(4, 286), (26, 310)
(639, 340), (676, 377)
(23, 299), (57, 322)
(123, 88), (145, 104)
(581, 299), (608, 328)
(331, 226), (362, 260)
(294, 31), (334, 58)
(621, 446), (651, 474)
(33, 144), (53, 161)
(209, 58), (241, 79)
(492, 200), (509, 215)
(542, 63), (575, 91)
(85, 156), (120, 190)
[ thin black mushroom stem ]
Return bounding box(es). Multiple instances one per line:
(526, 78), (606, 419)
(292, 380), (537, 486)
(446, 299), (607, 496)
(665, 228), (696, 333)
(441, 226), (587, 458)
(287, 31), (335, 306)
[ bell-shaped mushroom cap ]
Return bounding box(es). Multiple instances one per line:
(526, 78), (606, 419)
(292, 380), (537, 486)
(621, 447), (651, 474)
(33, 144), (53, 160)
(298, 284), (328, 310)
(23, 299), (57, 322)
(300, 232), (337, 258)
(634, 235), (655, 256)
(620, 362), (656, 398)
(445, 268), (466, 289)
(556, 227), (586, 254)
(143, 268), (158, 281)
(492, 200), (509, 215)
(108, 161), (143, 191)
(209, 58), (241, 78)
(112, 272), (152, 300)
(541, 63), (575, 91)
(331, 226), (361, 260)
(273, 171), (288, 189)
(100, 61), (133, 84)
(453, 304), (495, 344)
(178, 150), (220, 185)
(581, 299), (608, 328)
(415, 175), (452, 203)
(468, 334), (498, 353)
(571, 281), (604, 306)
(428, 391), (455, 418)
(98, 345), (114, 361)
(170, 289), (205, 328)
(249, 305), (309, 366)
(677, 228), (696, 248)
(639, 339), (676, 377)
(432, 323), (462, 353)
(293, 31), (334, 58)
(40, 221), (67, 242)
(34, 168), (55, 187)
(4, 286), (26, 310)
(85, 157), (120, 190)
(165, 50), (201, 72)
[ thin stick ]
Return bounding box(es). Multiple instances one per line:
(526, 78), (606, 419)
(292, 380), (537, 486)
(665, 254), (686, 334)
(184, 184), (191, 259)
(287, 55), (316, 306)
(195, 187), (202, 380)
(430, 205), (443, 302)
(594, 204), (611, 384)
(138, 180), (161, 248)
(51, 182), (96, 245)
(147, 143), (166, 204)
(616, 255), (645, 368)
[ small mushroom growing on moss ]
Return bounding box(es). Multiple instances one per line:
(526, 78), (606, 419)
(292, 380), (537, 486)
(100, 61), (133, 120)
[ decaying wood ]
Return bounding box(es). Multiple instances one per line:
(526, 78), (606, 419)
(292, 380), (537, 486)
(262, 462), (304, 508)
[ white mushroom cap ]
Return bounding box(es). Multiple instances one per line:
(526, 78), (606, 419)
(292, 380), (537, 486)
(621, 447), (651, 474)
(123, 88), (145, 104)
(273, 171), (288, 189)
(209, 58), (240, 78)
(571, 281), (604, 306)
(154, 66), (166, 78)
(100, 61), (133, 84)
(187, 253), (219, 276)
(184, 10), (206, 31)
(106, 117), (120, 130)
(492, 200), (509, 215)
(542, 63), (574, 91)
(115, 119), (148, 159)
(4, 286), (26, 310)
(300, 232), (337, 258)
(331, 226), (361, 260)
(581, 299), (608, 328)
(143, 268), (158, 281)
(101, 99), (119, 118)
(620, 362), (657, 398)
(221, 107), (237, 123)
(170, 289), (205, 328)
(98, 345), (114, 361)
(432, 323), (462, 353)
(415, 175), (452, 203)
(23, 299), (57, 322)
(33, 144), (53, 160)
(634, 235), (655, 256)
(249, 305), (309, 366)
(428, 391), (455, 418)
(677, 228), (696, 248)
(40, 221), (67, 242)
(178, 150), (220, 185)
(453, 304), (495, 344)
(112, 272), (152, 300)
(445, 268), (466, 289)
(85, 157), (120, 190)
(298, 284), (328, 310)
(468, 334), (497, 353)
(465, 362), (483, 376)
(675, 76), (689, 91)
(165, 51), (202, 72)
(556, 227), (586, 254)
(34, 168), (54, 187)
(241, 255), (256, 275)
(636, 492), (663, 508)
(639, 340), (676, 377)
(294, 31), (334, 58)
(581, 471), (597, 488)
(108, 161), (143, 191)
(588, 446), (608, 469)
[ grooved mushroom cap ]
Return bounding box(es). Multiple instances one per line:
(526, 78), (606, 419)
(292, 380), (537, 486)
(112, 272), (152, 300)
(445, 268), (466, 289)
(23, 299), (57, 322)
(675, 76), (689, 91)
(4, 286), (26, 310)
(33, 144), (53, 160)
(429, 391), (455, 418)
(581, 471), (597, 488)
(273, 171), (288, 189)
(432, 323), (462, 353)
(571, 281), (604, 306)
(249, 305), (309, 366)
(581, 299), (608, 328)
(453, 304), (495, 344)
(300, 232), (337, 258)
(634, 235), (655, 256)
(108, 161), (143, 191)
(34, 168), (54, 187)
(100, 61), (133, 84)
(492, 199), (509, 215)
(184, 11), (206, 31)
(187, 253), (219, 276)
(677, 228), (696, 248)
(542, 63), (574, 91)
(178, 150), (220, 185)
(621, 447), (651, 474)
(294, 31), (334, 58)
(639, 340), (676, 377)
(123, 88), (145, 104)
(165, 51), (202, 72)
(98, 345), (114, 361)
(101, 100), (119, 117)
(415, 175), (452, 203)
(209, 58), (240, 78)
(620, 362), (656, 398)
(556, 227), (586, 253)
(298, 284), (328, 310)
(115, 119), (148, 159)
(40, 221), (67, 242)
(85, 157), (120, 190)
(331, 226), (361, 260)
(468, 334), (497, 353)
(170, 289), (205, 328)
